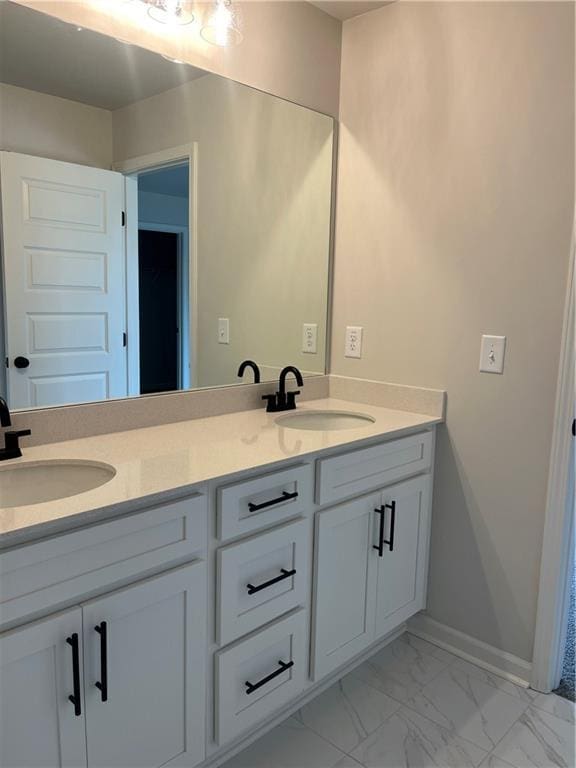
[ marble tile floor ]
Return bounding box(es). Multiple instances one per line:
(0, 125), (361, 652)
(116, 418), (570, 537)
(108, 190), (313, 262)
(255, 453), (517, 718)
(223, 634), (576, 768)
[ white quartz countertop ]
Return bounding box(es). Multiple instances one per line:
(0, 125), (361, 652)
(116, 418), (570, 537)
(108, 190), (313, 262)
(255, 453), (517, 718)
(0, 398), (441, 546)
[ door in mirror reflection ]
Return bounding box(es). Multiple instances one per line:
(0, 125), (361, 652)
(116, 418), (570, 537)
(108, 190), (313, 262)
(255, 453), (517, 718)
(0, 152), (128, 409)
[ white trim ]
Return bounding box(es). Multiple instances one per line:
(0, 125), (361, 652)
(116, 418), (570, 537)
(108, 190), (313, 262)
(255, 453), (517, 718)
(531, 232), (575, 693)
(408, 614), (532, 688)
(119, 144), (199, 390)
(189, 143), (199, 388)
(113, 145), (195, 175)
(124, 176), (140, 397)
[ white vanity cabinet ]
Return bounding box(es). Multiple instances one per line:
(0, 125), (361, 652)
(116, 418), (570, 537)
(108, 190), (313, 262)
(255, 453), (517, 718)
(312, 449), (433, 680)
(0, 424), (437, 768)
(0, 607), (88, 768)
(0, 561), (207, 768)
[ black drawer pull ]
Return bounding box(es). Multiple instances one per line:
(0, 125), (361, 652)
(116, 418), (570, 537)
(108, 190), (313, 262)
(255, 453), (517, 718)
(94, 621), (108, 702)
(247, 491), (298, 513)
(247, 568), (297, 595)
(66, 633), (82, 717)
(373, 501), (396, 557)
(245, 659), (294, 695)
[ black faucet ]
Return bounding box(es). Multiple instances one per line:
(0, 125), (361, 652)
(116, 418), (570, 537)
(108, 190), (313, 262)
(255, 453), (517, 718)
(0, 429), (32, 461)
(0, 397), (31, 461)
(0, 397), (11, 427)
(262, 366), (304, 413)
(237, 360), (261, 384)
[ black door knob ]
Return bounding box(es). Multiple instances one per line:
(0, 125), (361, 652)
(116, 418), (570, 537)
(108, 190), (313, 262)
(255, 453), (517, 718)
(14, 356), (30, 369)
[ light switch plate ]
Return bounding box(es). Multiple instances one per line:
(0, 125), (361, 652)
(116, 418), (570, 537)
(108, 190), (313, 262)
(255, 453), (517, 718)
(345, 326), (363, 359)
(479, 334), (506, 374)
(302, 323), (317, 354)
(218, 318), (230, 345)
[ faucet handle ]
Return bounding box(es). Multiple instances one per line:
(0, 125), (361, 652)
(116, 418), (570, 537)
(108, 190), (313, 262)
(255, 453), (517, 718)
(5, 429), (31, 444)
(1, 429), (31, 460)
(262, 394), (278, 413)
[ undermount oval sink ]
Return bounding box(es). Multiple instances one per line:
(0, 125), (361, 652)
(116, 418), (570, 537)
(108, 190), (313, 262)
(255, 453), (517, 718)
(0, 460), (116, 508)
(275, 410), (376, 432)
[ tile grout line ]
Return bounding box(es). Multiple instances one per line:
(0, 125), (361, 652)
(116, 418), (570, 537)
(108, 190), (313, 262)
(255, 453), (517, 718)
(353, 650), (533, 761)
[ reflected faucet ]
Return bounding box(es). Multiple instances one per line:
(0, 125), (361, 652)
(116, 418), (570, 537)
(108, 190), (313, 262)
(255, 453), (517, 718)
(237, 360), (261, 384)
(0, 397), (12, 427)
(0, 397), (31, 461)
(262, 366), (304, 413)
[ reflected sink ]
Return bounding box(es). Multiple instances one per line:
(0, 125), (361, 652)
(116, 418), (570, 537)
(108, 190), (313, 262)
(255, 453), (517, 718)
(0, 460), (116, 508)
(275, 410), (376, 431)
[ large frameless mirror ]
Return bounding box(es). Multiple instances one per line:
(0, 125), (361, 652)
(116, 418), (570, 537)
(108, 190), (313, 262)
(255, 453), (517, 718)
(0, 1), (334, 410)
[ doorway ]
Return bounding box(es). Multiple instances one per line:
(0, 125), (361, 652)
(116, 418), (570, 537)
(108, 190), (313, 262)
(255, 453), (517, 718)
(138, 229), (180, 394)
(118, 145), (196, 397)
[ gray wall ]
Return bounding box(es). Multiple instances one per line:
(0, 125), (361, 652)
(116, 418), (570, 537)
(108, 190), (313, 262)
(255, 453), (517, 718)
(332, 1), (575, 662)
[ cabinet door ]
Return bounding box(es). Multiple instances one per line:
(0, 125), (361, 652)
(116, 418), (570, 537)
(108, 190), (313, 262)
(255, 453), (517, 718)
(82, 561), (206, 768)
(312, 493), (380, 680)
(0, 608), (87, 768)
(374, 475), (432, 639)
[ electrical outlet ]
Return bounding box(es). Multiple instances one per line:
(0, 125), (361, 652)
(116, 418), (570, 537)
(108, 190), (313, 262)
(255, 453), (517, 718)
(302, 323), (318, 354)
(479, 334), (506, 373)
(218, 317), (230, 345)
(345, 326), (363, 358)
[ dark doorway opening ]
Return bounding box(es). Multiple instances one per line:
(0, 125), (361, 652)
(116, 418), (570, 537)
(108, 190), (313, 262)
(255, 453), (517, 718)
(138, 229), (179, 395)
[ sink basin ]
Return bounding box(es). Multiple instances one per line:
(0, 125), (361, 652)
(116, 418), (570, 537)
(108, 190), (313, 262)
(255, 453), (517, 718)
(0, 460), (116, 508)
(275, 410), (375, 431)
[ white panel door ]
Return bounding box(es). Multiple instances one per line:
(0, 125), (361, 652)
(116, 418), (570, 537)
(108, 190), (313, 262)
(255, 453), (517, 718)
(0, 608), (87, 768)
(374, 475), (432, 639)
(0, 151), (127, 408)
(81, 562), (206, 768)
(312, 493), (380, 680)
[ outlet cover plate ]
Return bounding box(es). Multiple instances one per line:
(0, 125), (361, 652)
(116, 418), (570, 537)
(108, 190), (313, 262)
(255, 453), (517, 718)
(345, 326), (363, 359)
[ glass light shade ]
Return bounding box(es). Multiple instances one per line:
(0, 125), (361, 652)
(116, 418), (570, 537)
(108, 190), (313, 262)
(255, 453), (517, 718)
(200, 0), (242, 46)
(145, 0), (193, 25)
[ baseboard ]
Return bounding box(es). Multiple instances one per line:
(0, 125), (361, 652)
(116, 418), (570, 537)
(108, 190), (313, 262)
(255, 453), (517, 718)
(408, 614), (532, 688)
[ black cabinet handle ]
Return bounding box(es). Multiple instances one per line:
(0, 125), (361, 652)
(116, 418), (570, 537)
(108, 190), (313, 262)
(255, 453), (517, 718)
(245, 660), (294, 695)
(247, 568), (297, 596)
(66, 633), (82, 717)
(373, 505), (385, 557)
(94, 622), (108, 702)
(373, 501), (396, 557)
(248, 491), (298, 513)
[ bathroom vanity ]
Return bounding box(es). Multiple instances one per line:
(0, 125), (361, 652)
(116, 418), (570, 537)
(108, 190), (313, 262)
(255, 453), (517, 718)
(0, 399), (439, 768)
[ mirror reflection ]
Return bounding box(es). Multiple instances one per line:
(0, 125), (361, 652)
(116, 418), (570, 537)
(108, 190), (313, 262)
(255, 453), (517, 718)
(0, 1), (333, 410)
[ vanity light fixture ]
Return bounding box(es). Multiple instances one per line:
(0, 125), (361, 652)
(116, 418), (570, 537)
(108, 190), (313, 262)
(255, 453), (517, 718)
(200, 0), (242, 46)
(143, 0), (193, 25)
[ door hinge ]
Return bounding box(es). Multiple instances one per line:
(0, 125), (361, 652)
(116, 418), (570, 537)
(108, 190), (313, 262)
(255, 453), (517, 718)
(5, 357), (8, 369)
(121, 211), (126, 227)
(123, 332), (127, 347)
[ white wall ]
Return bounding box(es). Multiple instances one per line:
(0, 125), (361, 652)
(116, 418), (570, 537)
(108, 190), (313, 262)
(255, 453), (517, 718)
(0, 83), (113, 167)
(114, 75), (333, 387)
(332, 1), (575, 663)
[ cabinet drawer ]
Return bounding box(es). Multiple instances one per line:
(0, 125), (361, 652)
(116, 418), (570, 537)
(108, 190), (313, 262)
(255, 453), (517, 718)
(215, 609), (307, 745)
(217, 464), (313, 541)
(316, 431), (433, 506)
(217, 519), (309, 645)
(0, 493), (207, 627)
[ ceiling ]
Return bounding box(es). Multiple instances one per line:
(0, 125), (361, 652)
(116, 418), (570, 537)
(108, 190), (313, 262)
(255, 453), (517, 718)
(308, 1), (391, 21)
(138, 165), (190, 199)
(0, 1), (207, 111)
